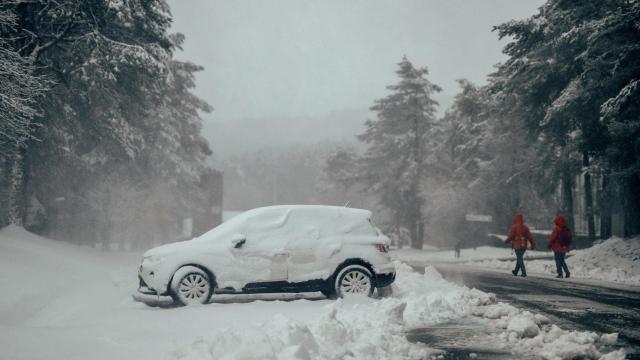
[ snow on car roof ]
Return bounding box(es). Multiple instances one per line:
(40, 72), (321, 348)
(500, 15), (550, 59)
(196, 205), (374, 243)
(244, 205), (372, 218)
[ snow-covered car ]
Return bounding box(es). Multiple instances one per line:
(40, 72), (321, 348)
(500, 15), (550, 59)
(134, 205), (395, 305)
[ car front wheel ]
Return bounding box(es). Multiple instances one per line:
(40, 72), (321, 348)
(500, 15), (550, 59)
(334, 265), (374, 298)
(170, 266), (211, 305)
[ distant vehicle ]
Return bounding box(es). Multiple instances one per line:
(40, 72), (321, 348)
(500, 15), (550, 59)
(134, 205), (395, 306)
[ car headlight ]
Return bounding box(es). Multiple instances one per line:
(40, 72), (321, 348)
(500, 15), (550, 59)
(142, 255), (163, 263)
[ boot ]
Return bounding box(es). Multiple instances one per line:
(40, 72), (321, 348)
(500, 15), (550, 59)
(512, 270), (518, 276)
(521, 273), (527, 277)
(565, 272), (570, 278)
(556, 274), (563, 278)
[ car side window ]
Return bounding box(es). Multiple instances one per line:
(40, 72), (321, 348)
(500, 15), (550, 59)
(242, 209), (288, 251)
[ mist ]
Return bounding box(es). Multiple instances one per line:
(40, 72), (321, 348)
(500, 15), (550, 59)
(2, 0), (639, 251)
(2, 1), (640, 359)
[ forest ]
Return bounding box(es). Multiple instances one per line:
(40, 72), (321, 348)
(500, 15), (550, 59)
(0, 1), (215, 248)
(1, 0), (639, 250)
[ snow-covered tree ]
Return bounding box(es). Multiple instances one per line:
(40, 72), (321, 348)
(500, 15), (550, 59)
(441, 80), (493, 187)
(493, 0), (640, 236)
(0, 1), (217, 245)
(329, 57), (441, 249)
(431, 80), (555, 244)
(0, 8), (45, 153)
(0, 8), (47, 226)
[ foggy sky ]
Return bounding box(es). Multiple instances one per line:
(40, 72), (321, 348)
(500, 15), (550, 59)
(168, 0), (543, 122)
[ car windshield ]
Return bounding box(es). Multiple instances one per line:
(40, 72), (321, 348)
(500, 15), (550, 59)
(196, 211), (250, 241)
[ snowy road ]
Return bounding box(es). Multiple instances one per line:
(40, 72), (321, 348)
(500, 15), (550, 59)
(416, 264), (640, 359)
(1, 226), (629, 360)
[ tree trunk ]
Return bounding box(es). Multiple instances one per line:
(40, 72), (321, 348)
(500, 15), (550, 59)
(410, 112), (424, 250)
(410, 217), (423, 249)
(561, 165), (575, 233)
(623, 175), (640, 237)
(599, 171), (612, 239)
(583, 152), (596, 242)
(7, 144), (26, 226)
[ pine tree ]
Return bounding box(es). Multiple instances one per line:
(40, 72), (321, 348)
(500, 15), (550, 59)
(355, 56), (441, 249)
(493, 0), (640, 236)
(435, 80), (555, 238)
(0, 8), (47, 226)
(0, 1), (217, 245)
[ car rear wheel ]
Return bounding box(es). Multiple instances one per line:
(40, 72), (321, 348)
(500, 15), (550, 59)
(335, 265), (374, 298)
(170, 266), (211, 305)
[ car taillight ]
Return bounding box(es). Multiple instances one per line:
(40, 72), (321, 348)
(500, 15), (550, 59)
(375, 244), (389, 253)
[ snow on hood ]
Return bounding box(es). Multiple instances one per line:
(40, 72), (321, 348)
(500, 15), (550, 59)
(143, 240), (196, 259)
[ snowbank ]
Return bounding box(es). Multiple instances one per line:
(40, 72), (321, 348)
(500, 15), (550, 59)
(171, 263), (487, 359)
(0, 226), (626, 360)
(393, 236), (640, 286)
(391, 245), (550, 264)
(173, 263), (624, 360)
(472, 302), (626, 360)
(475, 237), (640, 285)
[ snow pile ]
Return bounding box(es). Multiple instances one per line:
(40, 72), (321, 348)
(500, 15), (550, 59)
(173, 263), (623, 360)
(566, 237), (640, 284)
(172, 300), (432, 360)
(472, 302), (626, 360)
(0, 226), (626, 360)
(393, 263), (496, 327)
(475, 236), (640, 285)
(171, 263), (489, 360)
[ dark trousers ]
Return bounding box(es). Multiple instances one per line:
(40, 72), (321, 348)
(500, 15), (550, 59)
(514, 249), (526, 275)
(554, 252), (570, 276)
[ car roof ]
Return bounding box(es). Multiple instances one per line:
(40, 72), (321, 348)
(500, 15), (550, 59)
(244, 205), (372, 219)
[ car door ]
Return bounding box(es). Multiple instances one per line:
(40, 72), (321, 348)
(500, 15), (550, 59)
(283, 209), (341, 282)
(230, 208), (289, 283)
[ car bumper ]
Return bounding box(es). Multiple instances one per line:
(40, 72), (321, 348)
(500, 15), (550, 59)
(132, 290), (174, 306)
(374, 271), (396, 288)
(132, 276), (174, 306)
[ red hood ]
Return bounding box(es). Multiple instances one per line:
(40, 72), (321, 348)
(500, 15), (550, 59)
(513, 213), (524, 225)
(554, 215), (567, 227)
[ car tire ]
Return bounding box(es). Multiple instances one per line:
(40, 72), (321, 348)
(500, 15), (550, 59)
(170, 266), (212, 306)
(334, 264), (374, 298)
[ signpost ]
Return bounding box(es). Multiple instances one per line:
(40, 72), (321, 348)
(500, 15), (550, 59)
(465, 214), (493, 222)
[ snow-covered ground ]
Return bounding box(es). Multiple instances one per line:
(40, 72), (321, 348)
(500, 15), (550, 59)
(474, 237), (640, 286)
(392, 237), (640, 286)
(392, 246), (550, 264)
(0, 226), (627, 359)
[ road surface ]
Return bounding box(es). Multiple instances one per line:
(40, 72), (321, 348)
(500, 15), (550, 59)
(408, 264), (640, 359)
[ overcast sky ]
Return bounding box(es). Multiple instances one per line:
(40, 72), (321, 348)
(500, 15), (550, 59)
(168, 0), (543, 121)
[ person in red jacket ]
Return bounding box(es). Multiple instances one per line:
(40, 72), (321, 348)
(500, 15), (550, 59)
(505, 212), (536, 277)
(548, 215), (571, 278)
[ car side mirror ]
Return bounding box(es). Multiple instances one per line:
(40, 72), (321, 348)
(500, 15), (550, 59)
(231, 233), (246, 249)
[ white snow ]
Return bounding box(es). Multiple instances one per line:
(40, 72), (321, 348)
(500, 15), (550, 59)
(391, 245), (550, 264)
(393, 236), (640, 286)
(473, 237), (640, 286)
(0, 225), (625, 360)
(473, 302), (627, 360)
(506, 312), (541, 338)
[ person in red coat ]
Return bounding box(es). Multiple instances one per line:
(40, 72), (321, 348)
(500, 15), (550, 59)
(548, 215), (571, 278)
(505, 212), (536, 277)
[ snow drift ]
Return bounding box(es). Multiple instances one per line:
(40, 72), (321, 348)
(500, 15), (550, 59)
(471, 237), (640, 285)
(0, 226), (625, 360)
(393, 236), (640, 286)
